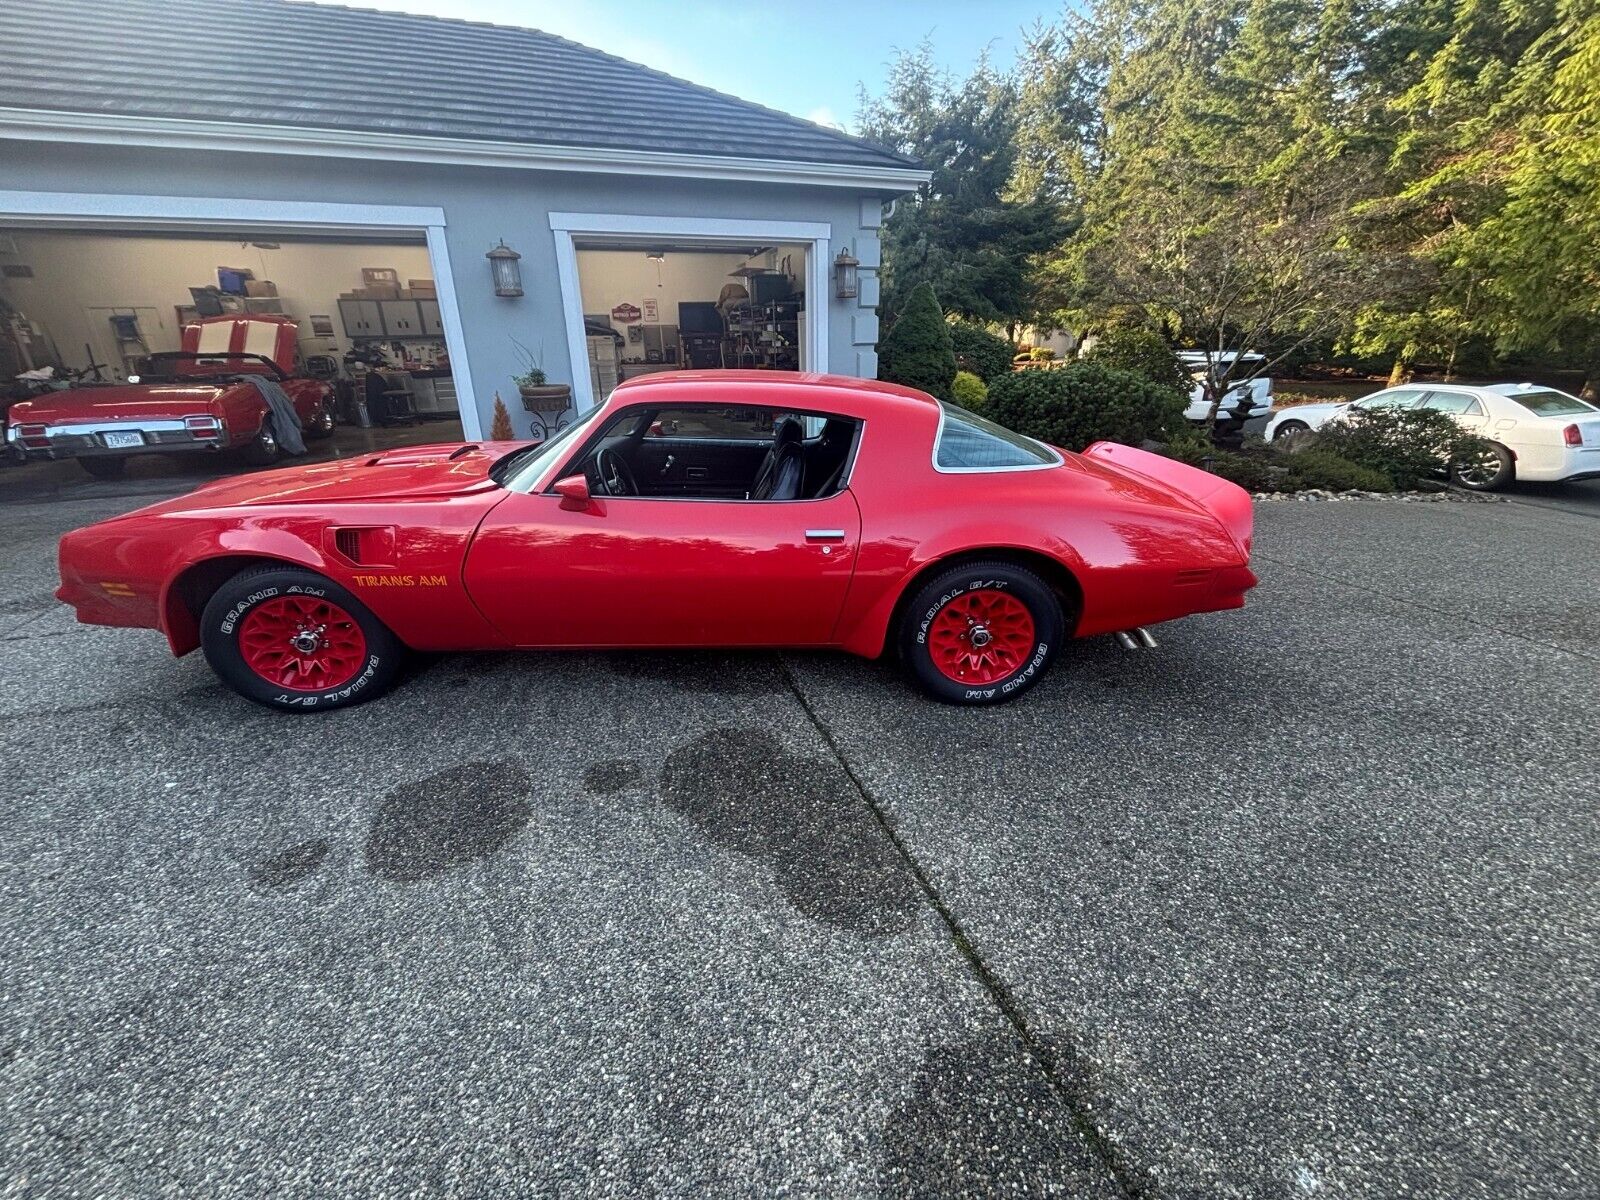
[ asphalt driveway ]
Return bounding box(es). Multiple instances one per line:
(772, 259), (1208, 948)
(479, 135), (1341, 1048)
(1, 488), (1595, 1198)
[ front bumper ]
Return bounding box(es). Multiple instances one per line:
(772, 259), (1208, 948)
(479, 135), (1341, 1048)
(8, 418), (227, 459)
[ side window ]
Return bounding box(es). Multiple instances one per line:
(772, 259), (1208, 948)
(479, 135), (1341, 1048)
(935, 402), (1059, 470)
(645, 407), (775, 440)
(1359, 388), (1426, 410)
(1422, 392), (1483, 416)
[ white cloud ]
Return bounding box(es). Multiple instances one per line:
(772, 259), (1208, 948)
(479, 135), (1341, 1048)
(806, 106), (843, 129)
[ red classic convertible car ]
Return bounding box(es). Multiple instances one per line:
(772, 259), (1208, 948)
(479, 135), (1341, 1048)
(8, 315), (334, 478)
(55, 371), (1256, 709)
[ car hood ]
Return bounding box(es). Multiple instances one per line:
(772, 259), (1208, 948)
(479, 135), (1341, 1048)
(8, 383), (231, 426)
(132, 441), (533, 512)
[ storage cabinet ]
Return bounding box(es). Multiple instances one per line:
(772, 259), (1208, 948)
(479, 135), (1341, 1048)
(340, 297), (447, 341)
(338, 298), (384, 338)
(379, 299), (423, 336)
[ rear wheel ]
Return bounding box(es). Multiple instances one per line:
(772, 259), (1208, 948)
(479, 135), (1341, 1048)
(242, 420), (281, 467)
(79, 456), (128, 480)
(899, 561), (1064, 705)
(200, 566), (403, 712)
(1451, 442), (1514, 491)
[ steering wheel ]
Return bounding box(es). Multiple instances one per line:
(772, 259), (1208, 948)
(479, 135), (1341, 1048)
(595, 447), (637, 497)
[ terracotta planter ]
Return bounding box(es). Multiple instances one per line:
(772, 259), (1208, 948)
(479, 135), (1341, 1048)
(519, 383), (571, 413)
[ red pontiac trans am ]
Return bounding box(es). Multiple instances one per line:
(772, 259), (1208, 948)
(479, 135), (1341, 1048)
(55, 371), (1257, 710)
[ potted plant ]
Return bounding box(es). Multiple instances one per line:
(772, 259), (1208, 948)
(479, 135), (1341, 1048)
(512, 339), (571, 413)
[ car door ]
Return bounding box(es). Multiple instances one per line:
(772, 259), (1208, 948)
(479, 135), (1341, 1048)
(1419, 389), (1489, 435)
(629, 410), (772, 497)
(463, 487), (863, 648)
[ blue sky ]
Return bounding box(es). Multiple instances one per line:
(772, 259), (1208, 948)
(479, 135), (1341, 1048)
(313, 0), (1064, 130)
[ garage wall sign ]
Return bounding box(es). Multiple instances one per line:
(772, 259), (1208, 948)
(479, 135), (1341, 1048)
(610, 302), (642, 324)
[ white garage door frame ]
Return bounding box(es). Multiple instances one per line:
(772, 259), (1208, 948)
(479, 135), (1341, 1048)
(548, 212), (830, 413)
(0, 189), (482, 439)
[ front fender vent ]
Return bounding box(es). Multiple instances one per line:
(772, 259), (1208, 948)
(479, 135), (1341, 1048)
(329, 526), (396, 566)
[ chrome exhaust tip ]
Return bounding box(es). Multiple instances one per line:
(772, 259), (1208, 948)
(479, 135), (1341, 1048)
(1114, 627), (1159, 651)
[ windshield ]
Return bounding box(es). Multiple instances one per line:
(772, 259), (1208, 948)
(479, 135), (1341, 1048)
(492, 407), (604, 489)
(1504, 389), (1597, 418)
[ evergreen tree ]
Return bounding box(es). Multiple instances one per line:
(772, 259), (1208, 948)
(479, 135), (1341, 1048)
(878, 283), (958, 400)
(858, 43), (1067, 328)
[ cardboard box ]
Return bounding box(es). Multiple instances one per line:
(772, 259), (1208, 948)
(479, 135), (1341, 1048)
(244, 280), (278, 298)
(361, 267), (401, 287)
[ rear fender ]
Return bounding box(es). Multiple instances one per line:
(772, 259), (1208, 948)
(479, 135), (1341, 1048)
(1082, 441), (1253, 556)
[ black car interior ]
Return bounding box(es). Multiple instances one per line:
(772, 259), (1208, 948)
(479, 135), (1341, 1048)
(574, 406), (860, 501)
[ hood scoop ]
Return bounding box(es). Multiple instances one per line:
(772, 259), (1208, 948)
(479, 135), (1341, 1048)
(361, 443), (483, 468)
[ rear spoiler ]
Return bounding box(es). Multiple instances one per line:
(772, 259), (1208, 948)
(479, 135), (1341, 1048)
(1082, 441), (1254, 556)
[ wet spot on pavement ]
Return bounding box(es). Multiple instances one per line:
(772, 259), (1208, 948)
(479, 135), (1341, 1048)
(247, 838), (330, 888)
(364, 761), (532, 882)
(880, 1033), (1111, 1198)
(584, 758), (645, 795)
(607, 652), (784, 695)
(659, 728), (919, 936)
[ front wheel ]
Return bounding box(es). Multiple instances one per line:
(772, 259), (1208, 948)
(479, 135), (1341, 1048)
(304, 402), (336, 440)
(200, 566), (404, 712)
(898, 561), (1065, 705)
(1272, 419), (1310, 444)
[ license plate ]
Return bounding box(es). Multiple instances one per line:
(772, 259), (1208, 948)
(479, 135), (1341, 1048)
(102, 431), (144, 449)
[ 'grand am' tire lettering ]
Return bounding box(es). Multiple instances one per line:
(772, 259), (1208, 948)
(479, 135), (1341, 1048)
(220, 586), (280, 634)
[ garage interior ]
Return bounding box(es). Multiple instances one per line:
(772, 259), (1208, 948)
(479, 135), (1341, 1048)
(577, 241), (808, 404)
(0, 227), (465, 487)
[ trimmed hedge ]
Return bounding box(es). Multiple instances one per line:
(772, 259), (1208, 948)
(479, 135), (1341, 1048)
(1311, 405), (1489, 489)
(951, 370), (989, 411)
(948, 322), (1014, 383)
(1083, 327), (1191, 392)
(879, 282), (957, 401)
(985, 361), (1188, 451)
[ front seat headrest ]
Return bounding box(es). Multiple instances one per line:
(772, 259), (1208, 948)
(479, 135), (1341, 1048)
(773, 416), (804, 446)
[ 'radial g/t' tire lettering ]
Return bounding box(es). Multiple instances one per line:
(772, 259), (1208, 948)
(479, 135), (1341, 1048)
(899, 561), (1065, 705)
(200, 566), (404, 712)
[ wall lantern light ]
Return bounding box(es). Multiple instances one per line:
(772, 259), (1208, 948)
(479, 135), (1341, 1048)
(833, 248), (860, 299)
(486, 240), (524, 297)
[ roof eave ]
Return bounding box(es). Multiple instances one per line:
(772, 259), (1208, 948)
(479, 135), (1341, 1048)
(0, 107), (930, 192)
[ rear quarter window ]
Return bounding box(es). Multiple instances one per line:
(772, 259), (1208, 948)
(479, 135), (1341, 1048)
(934, 403), (1060, 470)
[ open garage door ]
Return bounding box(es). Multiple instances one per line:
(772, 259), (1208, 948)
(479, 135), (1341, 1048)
(1, 224), (469, 492)
(572, 239), (811, 405)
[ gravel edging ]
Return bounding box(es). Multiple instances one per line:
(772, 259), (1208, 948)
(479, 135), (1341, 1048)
(1252, 488), (1507, 503)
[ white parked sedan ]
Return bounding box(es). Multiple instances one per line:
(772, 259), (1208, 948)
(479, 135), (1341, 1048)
(1263, 382), (1600, 490)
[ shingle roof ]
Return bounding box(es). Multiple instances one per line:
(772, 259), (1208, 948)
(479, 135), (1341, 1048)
(0, 0), (917, 172)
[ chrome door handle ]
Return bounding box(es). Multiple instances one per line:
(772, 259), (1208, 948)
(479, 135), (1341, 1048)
(805, 529), (846, 541)
(659, 454), (675, 475)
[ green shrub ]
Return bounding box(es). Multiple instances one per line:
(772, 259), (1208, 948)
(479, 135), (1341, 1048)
(879, 282), (957, 401)
(1285, 448), (1394, 492)
(951, 370), (989, 411)
(1083, 327), (1191, 392)
(985, 361), (1188, 451)
(1312, 406), (1489, 489)
(948, 322), (1013, 383)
